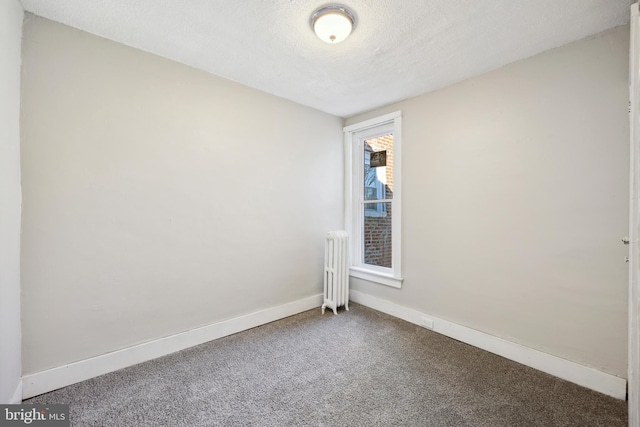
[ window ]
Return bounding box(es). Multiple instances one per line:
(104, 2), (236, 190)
(344, 111), (402, 288)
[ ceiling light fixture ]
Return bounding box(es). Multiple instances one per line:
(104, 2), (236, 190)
(310, 5), (356, 44)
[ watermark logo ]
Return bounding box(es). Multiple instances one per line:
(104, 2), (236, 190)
(0, 405), (69, 427)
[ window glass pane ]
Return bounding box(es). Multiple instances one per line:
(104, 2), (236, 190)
(363, 202), (392, 268)
(363, 134), (393, 200)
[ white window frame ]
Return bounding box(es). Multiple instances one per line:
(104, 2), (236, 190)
(344, 111), (403, 288)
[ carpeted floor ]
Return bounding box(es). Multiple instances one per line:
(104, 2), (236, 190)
(25, 303), (627, 426)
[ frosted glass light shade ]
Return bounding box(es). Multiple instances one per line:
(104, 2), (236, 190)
(311, 6), (355, 44)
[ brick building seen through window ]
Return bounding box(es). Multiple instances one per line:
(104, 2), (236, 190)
(363, 133), (393, 268)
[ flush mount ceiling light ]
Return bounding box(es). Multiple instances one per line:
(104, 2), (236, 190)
(310, 5), (356, 44)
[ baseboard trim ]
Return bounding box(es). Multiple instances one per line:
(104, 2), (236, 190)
(349, 290), (627, 400)
(22, 294), (323, 399)
(10, 380), (22, 404)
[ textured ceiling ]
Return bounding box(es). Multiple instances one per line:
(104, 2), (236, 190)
(19, 0), (631, 118)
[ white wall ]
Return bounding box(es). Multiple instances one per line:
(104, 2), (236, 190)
(20, 16), (343, 375)
(345, 26), (630, 378)
(0, 0), (23, 404)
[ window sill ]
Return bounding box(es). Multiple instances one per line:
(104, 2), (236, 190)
(349, 267), (403, 289)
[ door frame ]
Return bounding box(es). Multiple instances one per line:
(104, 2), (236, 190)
(629, 4), (640, 426)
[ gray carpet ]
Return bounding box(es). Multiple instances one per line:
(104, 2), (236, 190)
(25, 303), (627, 426)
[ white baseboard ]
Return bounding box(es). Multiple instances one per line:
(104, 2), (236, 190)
(349, 290), (627, 400)
(10, 380), (22, 404)
(22, 294), (323, 399)
(22, 290), (626, 400)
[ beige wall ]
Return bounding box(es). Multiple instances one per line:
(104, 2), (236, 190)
(346, 26), (630, 377)
(20, 16), (343, 375)
(0, 0), (23, 404)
